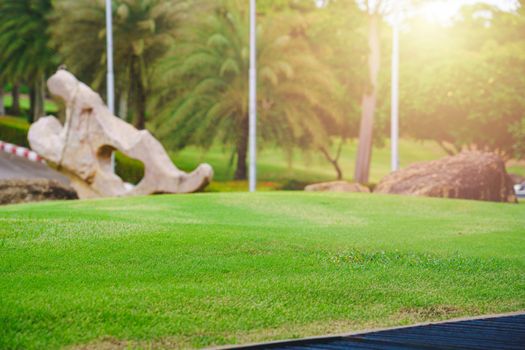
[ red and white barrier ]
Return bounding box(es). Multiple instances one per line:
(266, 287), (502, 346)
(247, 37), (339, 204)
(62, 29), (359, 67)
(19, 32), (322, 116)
(0, 140), (45, 163)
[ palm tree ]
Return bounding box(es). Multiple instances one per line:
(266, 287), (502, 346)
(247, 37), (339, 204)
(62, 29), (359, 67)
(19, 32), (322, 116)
(154, 0), (345, 180)
(0, 0), (57, 121)
(51, 0), (192, 129)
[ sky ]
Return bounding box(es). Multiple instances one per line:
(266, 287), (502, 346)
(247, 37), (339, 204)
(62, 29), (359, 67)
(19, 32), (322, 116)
(419, 0), (520, 23)
(316, 0), (520, 23)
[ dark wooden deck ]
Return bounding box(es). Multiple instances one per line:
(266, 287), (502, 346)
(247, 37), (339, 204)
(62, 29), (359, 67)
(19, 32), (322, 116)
(227, 313), (525, 350)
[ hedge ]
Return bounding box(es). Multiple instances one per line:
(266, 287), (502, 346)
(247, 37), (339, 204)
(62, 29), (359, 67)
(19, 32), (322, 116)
(115, 152), (144, 184)
(0, 116), (30, 147)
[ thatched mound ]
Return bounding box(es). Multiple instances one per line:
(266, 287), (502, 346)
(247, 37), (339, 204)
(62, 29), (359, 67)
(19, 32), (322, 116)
(375, 152), (516, 203)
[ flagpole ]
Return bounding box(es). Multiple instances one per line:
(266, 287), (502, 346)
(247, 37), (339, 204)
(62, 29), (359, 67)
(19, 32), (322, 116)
(391, 2), (400, 172)
(106, 0), (115, 114)
(106, 0), (116, 171)
(248, 0), (257, 192)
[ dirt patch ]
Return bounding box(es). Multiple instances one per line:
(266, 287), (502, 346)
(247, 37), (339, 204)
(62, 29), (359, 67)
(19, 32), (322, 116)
(68, 336), (193, 350)
(397, 305), (464, 321)
(0, 178), (78, 205)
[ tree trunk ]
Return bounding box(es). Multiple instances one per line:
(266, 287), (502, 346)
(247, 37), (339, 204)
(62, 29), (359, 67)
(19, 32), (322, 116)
(29, 87), (35, 123)
(118, 88), (129, 121)
(30, 76), (45, 122)
(320, 140), (344, 180)
(135, 81), (146, 129)
(324, 151), (343, 180)
(354, 13), (380, 184)
(11, 83), (20, 115)
(437, 140), (457, 156)
(234, 116), (249, 180)
(0, 85), (5, 116)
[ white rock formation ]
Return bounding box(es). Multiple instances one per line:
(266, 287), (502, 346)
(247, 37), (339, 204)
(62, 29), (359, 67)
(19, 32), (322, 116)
(28, 69), (213, 198)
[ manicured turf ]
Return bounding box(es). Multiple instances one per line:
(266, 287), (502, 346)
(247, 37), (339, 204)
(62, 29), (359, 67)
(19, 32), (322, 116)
(2, 95), (58, 113)
(173, 139), (449, 183)
(508, 164), (525, 177)
(0, 193), (524, 349)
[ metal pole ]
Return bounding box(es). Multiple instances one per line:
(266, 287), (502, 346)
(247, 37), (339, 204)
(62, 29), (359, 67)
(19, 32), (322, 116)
(106, 0), (116, 171)
(390, 5), (400, 172)
(248, 0), (257, 192)
(106, 0), (115, 114)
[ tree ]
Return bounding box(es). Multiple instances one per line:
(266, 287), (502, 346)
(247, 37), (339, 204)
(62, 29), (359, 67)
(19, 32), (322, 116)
(352, 0), (384, 184)
(51, 0), (192, 129)
(302, 0), (367, 179)
(352, 0), (431, 183)
(319, 0), (432, 183)
(320, 0), (401, 183)
(154, 0), (346, 180)
(0, 0), (57, 121)
(395, 4), (525, 160)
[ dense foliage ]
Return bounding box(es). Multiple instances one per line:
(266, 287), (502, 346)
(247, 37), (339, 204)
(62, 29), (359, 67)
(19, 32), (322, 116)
(389, 4), (525, 160)
(51, 0), (193, 129)
(154, 0), (349, 179)
(0, 116), (30, 147)
(0, 0), (57, 121)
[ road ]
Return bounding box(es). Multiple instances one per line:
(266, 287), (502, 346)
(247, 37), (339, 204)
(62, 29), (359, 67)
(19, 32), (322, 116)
(0, 151), (69, 185)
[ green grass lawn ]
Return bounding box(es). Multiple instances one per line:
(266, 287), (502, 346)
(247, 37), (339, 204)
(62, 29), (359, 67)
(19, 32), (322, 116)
(508, 164), (525, 177)
(1, 193), (524, 349)
(3, 95), (58, 114)
(172, 139), (448, 184)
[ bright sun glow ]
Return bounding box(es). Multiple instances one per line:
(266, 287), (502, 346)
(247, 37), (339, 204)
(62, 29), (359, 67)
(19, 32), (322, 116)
(418, 0), (518, 24)
(420, 2), (464, 24)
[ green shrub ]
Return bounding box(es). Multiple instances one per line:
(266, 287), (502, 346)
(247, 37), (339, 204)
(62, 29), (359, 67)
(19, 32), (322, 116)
(0, 116), (30, 147)
(205, 180), (280, 192)
(278, 179), (312, 191)
(366, 182), (377, 192)
(115, 152), (144, 184)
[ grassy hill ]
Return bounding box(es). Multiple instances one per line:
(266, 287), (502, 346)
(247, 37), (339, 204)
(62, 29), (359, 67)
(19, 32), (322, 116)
(1, 193), (524, 349)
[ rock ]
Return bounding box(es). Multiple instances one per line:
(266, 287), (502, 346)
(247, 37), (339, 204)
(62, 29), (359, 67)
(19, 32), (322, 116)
(0, 179), (78, 205)
(375, 152), (517, 203)
(509, 173), (525, 185)
(305, 181), (370, 193)
(28, 69), (213, 199)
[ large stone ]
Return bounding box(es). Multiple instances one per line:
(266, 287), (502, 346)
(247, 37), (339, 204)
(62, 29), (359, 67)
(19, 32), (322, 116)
(28, 69), (213, 198)
(375, 152), (517, 203)
(0, 179), (78, 205)
(305, 181), (370, 193)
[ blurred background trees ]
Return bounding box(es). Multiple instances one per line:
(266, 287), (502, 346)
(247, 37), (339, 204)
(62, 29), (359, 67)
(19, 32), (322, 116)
(0, 0), (524, 183)
(0, 0), (57, 122)
(153, 0), (348, 179)
(51, 0), (193, 129)
(388, 2), (525, 161)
